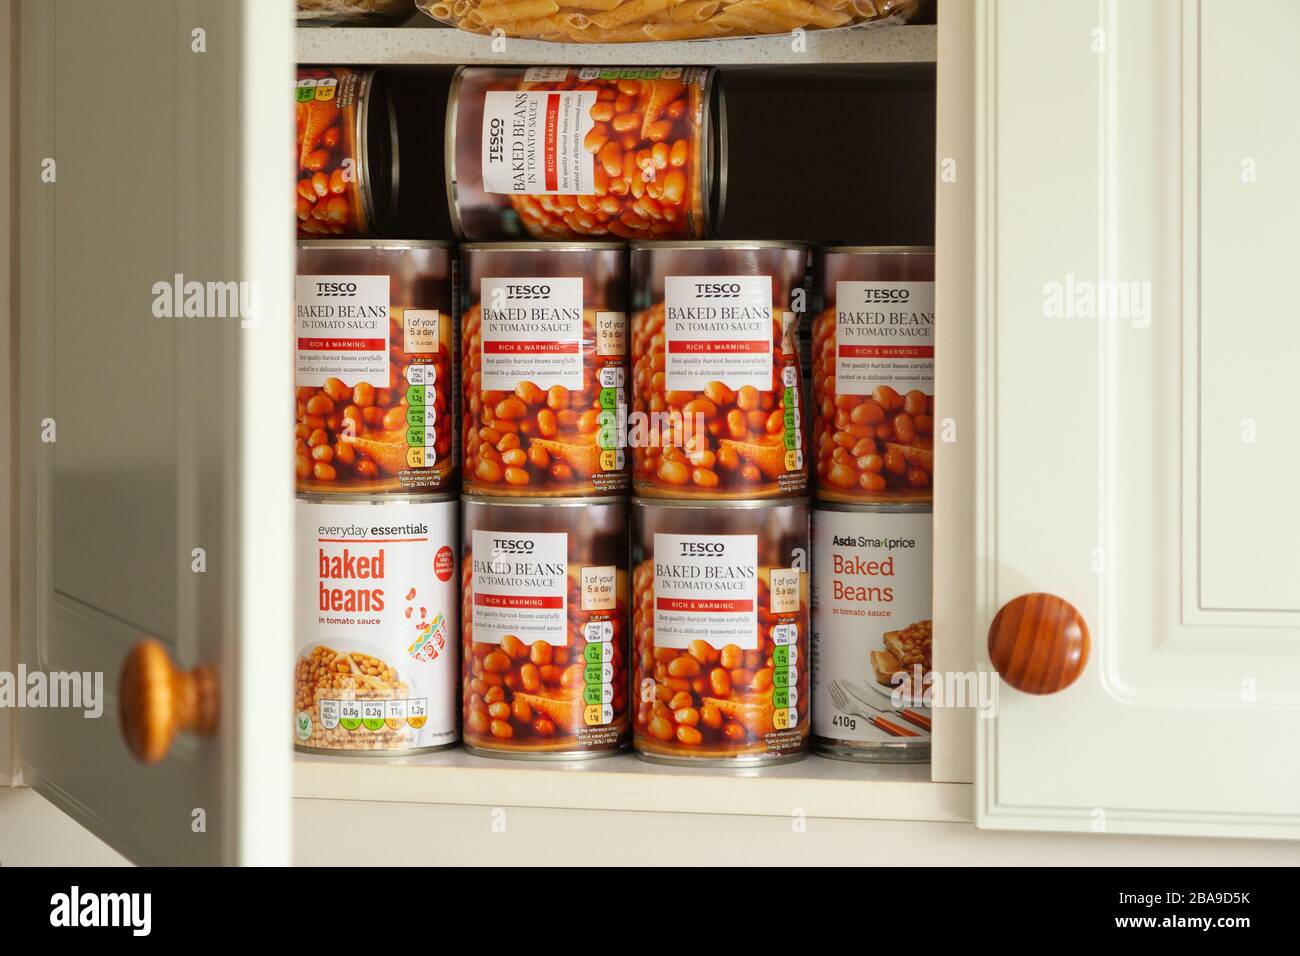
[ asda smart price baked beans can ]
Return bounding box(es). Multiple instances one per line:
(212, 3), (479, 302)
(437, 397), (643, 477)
(446, 66), (725, 241)
(296, 67), (397, 238)
(461, 243), (629, 497)
(812, 247), (935, 504)
(811, 504), (932, 762)
(461, 497), (630, 758)
(631, 241), (809, 499)
(296, 241), (457, 496)
(632, 498), (810, 765)
(294, 496), (459, 755)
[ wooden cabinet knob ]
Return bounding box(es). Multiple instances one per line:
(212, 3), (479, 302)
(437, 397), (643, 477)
(987, 593), (1089, 695)
(119, 640), (218, 764)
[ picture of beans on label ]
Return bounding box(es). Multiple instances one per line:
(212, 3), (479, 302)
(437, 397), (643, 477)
(294, 497), (459, 754)
(446, 66), (724, 241)
(461, 243), (629, 497)
(295, 67), (396, 238)
(631, 242), (809, 499)
(811, 504), (932, 762)
(812, 247), (935, 503)
(632, 499), (810, 764)
(296, 241), (457, 494)
(461, 498), (630, 757)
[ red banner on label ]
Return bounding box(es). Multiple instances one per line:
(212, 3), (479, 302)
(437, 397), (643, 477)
(475, 593), (564, 610)
(297, 337), (386, 351)
(839, 344), (935, 359)
(544, 93), (560, 192)
(656, 597), (755, 613)
(483, 340), (580, 355)
(667, 341), (769, 354)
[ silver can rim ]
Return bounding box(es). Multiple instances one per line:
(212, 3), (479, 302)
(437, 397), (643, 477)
(632, 495), (809, 511)
(462, 494), (629, 509)
(818, 245), (935, 255)
(629, 239), (810, 252)
(812, 500), (933, 516)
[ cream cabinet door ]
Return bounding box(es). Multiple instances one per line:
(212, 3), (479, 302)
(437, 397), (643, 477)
(15, 0), (293, 864)
(972, 0), (1300, 838)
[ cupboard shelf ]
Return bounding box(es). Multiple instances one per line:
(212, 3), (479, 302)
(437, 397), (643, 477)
(295, 751), (970, 822)
(296, 21), (937, 66)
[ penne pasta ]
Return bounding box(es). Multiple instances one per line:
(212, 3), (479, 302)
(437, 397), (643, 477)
(589, 0), (674, 28)
(473, 0), (561, 24)
(756, 0), (852, 28)
(668, 0), (720, 20)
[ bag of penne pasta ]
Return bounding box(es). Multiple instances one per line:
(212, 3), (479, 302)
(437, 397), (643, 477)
(416, 0), (925, 43)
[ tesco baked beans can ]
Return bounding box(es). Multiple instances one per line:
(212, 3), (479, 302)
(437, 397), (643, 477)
(296, 240), (457, 495)
(294, 496), (459, 755)
(446, 66), (725, 241)
(811, 504), (932, 762)
(632, 498), (810, 765)
(296, 67), (397, 238)
(461, 497), (631, 758)
(461, 243), (629, 497)
(811, 246), (935, 503)
(631, 241), (809, 499)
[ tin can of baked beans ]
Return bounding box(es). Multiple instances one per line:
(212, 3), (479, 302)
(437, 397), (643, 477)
(811, 503), (931, 762)
(296, 67), (397, 238)
(461, 243), (629, 497)
(296, 240), (457, 496)
(294, 495), (459, 755)
(446, 66), (726, 241)
(630, 241), (809, 500)
(811, 247), (935, 504)
(461, 496), (631, 759)
(632, 497), (810, 766)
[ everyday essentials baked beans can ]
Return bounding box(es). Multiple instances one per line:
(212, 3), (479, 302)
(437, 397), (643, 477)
(632, 498), (810, 765)
(461, 497), (630, 758)
(811, 247), (935, 503)
(461, 243), (629, 497)
(296, 67), (397, 238)
(294, 496), (459, 755)
(446, 67), (725, 241)
(811, 504), (932, 762)
(296, 240), (457, 495)
(631, 241), (809, 499)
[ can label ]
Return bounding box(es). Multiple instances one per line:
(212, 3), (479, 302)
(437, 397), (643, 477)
(471, 530), (569, 645)
(663, 276), (775, 392)
(652, 533), (759, 649)
(296, 68), (373, 238)
(812, 508), (932, 746)
(294, 499), (458, 752)
(479, 277), (584, 390)
(833, 281), (935, 396)
(296, 274), (391, 387)
(481, 90), (597, 195)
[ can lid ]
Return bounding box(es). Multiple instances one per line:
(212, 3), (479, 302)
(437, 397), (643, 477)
(628, 240), (810, 252)
(811, 499), (933, 515)
(298, 239), (457, 250)
(630, 495), (809, 509)
(819, 245), (935, 254)
(460, 241), (626, 252)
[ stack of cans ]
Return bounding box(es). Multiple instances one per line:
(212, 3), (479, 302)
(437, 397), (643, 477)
(809, 246), (936, 762)
(292, 240), (460, 756)
(629, 241), (813, 766)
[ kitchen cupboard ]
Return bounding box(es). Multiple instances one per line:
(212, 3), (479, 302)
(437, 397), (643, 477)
(3, 0), (1299, 866)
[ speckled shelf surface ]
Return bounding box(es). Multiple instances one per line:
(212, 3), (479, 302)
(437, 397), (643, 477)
(296, 749), (969, 821)
(297, 18), (937, 65)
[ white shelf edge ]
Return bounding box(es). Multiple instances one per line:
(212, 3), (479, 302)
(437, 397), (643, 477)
(296, 23), (937, 66)
(295, 750), (972, 823)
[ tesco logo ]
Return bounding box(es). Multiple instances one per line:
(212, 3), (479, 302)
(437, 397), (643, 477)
(505, 284), (551, 299)
(680, 541), (725, 556)
(314, 281), (358, 296)
(493, 538), (534, 554)
(693, 282), (742, 297)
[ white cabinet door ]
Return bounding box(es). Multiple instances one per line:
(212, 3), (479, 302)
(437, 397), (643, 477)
(972, 0), (1300, 838)
(15, 0), (293, 864)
